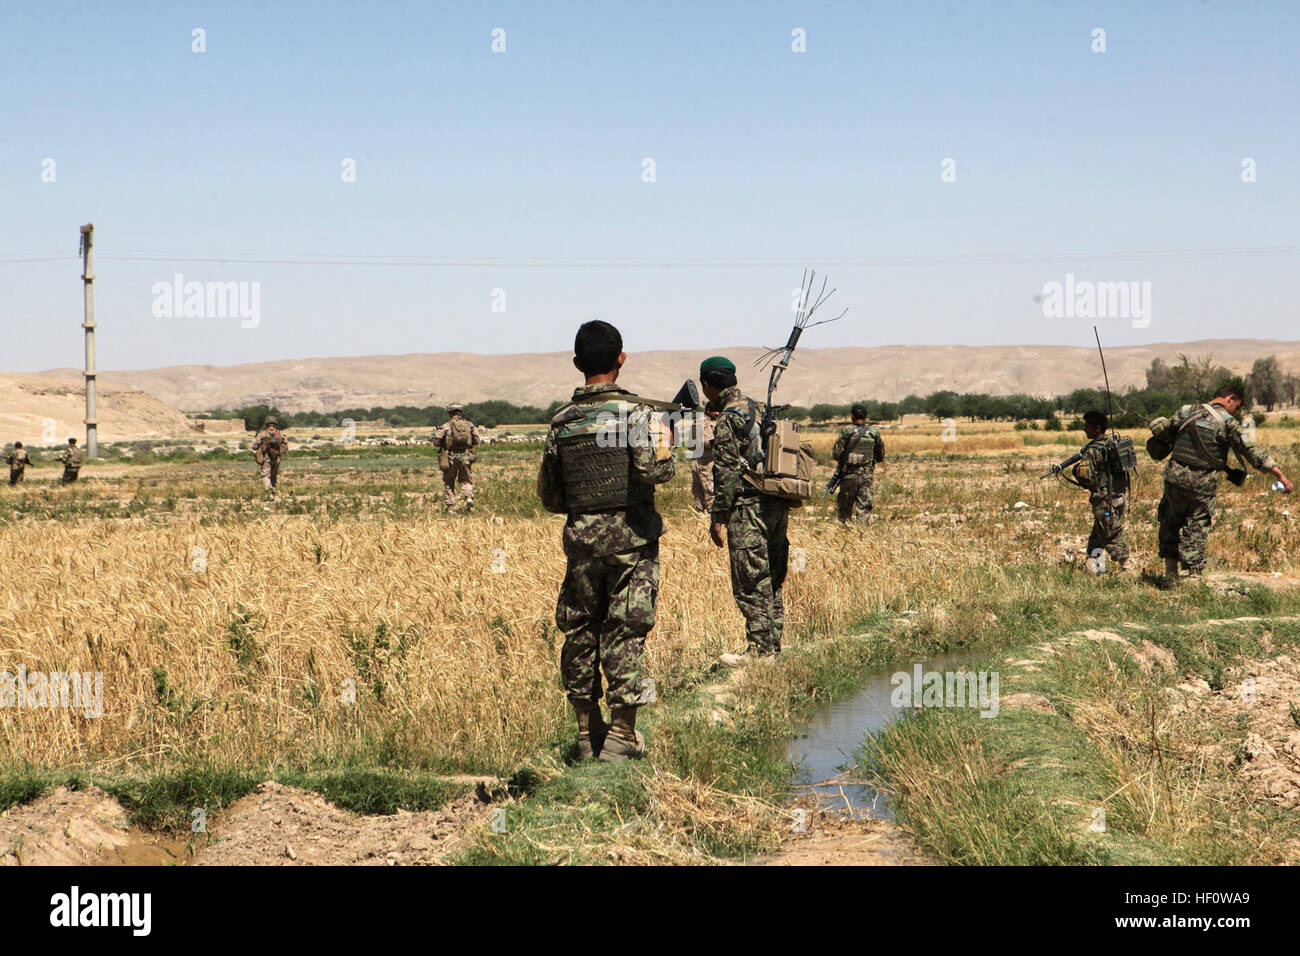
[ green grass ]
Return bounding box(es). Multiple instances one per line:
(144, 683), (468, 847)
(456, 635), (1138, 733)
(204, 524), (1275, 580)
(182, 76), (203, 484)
(862, 595), (1300, 865)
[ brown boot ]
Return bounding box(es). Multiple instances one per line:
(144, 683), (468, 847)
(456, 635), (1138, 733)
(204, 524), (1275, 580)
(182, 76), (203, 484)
(599, 706), (645, 762)
(1164, 557), (1180, 585)
(572, 701), (608, 760)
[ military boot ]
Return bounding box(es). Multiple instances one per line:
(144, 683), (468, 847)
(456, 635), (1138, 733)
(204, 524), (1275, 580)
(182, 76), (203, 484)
(573, 700), (608, 760)
(599, 706), (645, 762)
(1164, 557), (1180, 585)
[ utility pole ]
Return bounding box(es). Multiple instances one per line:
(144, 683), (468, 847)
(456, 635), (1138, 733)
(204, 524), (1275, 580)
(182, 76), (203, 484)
(79, 222), (97, 459)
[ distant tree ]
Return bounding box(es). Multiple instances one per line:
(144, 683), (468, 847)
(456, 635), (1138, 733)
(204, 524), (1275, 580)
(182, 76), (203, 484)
(1282, 373), (1300, 407)
(1248, 356), (1283, 411)
(925, 390), (960, 421)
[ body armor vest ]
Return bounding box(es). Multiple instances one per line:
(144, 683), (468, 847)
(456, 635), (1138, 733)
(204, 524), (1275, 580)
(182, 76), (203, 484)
(1170, 405), (1228, 471)
(555, 401), (654, 514)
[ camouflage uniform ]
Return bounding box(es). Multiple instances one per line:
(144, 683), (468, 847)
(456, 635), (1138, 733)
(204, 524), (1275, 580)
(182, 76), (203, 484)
(538, 384), (675, 708)
(1071, 438), (1129, 565)
(4, 446), (29, 485)
(831, 423), (884, 525)
(433, 415), (482, 509)
(689, 413), (716, 513)
(711, 385), (789, 655)
(58, 444), (82, 484)
(1152, 403), (1277, 573)
(252, 426), (287, 491)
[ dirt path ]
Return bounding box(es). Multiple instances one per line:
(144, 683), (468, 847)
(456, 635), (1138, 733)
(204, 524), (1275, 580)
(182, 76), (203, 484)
(1, 781), (493, 867)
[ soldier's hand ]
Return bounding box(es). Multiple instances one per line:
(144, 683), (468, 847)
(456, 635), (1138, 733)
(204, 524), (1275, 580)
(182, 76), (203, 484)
(1275, 470), (1294, 494)
(709, 522), (726, 548)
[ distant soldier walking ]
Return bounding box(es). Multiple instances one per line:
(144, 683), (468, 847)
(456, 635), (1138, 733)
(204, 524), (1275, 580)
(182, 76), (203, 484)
(689, 408), (719, 513)
(1149, 384), (1292, 583)
(56, 438), (82, 484)
(832, 404), (885, 525)
(4, 442), (30, 486)
(702, 356), (790, 664)
(1071, 411), (1130, 573)
(433, 404), (481, 513)
(252, 417), (288, 494)
(538, 320), (675, 761)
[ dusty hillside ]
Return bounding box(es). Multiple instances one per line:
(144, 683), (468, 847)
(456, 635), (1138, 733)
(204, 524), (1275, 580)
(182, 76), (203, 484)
(30, 338), (1300, 414)
(0, 374), (198, 445)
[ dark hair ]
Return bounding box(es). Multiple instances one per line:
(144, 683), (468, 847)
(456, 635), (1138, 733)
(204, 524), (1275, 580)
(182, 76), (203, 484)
(574, 320), (623, 375)
(1082, 410), (1107, 429)
(700, 368), (737, 390)
(1214, 383), (1245, 401)
(850, 404), (868, 420)
(13, 442), (22, 448)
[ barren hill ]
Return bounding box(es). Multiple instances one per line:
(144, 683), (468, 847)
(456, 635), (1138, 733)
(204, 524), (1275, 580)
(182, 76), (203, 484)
(0, 374), (197, 446)
(34, 339), (1300, 414)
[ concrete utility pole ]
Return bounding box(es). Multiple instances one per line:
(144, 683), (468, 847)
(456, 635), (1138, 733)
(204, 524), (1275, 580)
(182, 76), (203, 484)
(79, 222), (97, 458)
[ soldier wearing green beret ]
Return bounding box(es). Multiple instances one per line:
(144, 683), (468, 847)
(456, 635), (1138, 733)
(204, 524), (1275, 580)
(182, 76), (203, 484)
(700, 356), (789, 665)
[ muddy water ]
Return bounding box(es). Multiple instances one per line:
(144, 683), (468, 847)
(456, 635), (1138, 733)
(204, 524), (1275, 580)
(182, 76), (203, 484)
(787, 650), (988, 820)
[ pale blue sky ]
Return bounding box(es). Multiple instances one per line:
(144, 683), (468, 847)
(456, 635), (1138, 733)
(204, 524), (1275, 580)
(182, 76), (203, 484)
(3, 1), (1297, 372)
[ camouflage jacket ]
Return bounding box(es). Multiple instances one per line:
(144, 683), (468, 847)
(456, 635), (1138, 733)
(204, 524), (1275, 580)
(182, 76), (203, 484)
(1072, 438), (1124, 504)
(58, 447), (82, 468)
(831, 424), (884, 476)
(537, 384), (676, 557)
(5, 448), (29, 471)
(252, 428), (287, 462)
(1155, 402), (1276, 496)
(709, 386), (763, 522)
(432, 418), (482, 455)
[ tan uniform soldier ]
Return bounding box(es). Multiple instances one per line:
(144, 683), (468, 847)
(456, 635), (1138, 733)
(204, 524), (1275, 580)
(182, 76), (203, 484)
(689, 409), (718, 513)
(4, 442), (30, 485)
(252, 418), (288, 493)
(56, 438), (82, 484)
(432, 404), (481, 512)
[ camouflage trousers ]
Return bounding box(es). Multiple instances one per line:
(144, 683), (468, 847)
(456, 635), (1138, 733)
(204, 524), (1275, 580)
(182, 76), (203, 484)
(9, 469), (23, 486)
(690, 460), (714, 513)
(1086, 494), (1129, 564)
(725, 495), (789, 654)
(442, 459), (474, 508)
(557, 541), (659, 708)
(61, 467), (79, 485)
(1158, 481), (1215, 572)
(836, 472), (875, 525)
(259, 458), (280, 490)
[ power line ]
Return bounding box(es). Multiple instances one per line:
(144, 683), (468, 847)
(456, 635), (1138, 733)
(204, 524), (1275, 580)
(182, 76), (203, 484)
(3, 245), (1300, 268)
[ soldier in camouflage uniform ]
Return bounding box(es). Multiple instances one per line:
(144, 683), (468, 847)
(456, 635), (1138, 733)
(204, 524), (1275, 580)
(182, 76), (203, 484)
(702, 356), (789, 664)
(1071, 411), (1130, 573)
(4, 442), (30, 486)
(432, 404), (481, 513)
(832, 404), (885, 525)
(56, 438), (82, 484)
(1150, 384), (1292, 582)
(251, 418), (287, 494)
(538, 320), (675, 761)
(689, 408), (718, 513)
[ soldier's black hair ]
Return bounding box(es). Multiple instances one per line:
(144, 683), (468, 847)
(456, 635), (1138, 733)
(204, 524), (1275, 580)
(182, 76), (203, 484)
(13, 442), (22, 448)
(700, 368), (737, 390)
(574, 320), (623, 374)
(1214, 383), (1245, 401)
(1083, 410), (1107, 429)
(851, 404), (868, 420)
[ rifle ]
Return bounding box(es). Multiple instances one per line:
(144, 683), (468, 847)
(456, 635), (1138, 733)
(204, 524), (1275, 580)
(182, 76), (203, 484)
(825, 423), (869, 494)
(1040, 451), (1085, 480)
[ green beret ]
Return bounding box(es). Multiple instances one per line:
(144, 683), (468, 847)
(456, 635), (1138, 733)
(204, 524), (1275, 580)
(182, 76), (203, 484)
(699, 356), (736, 375)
